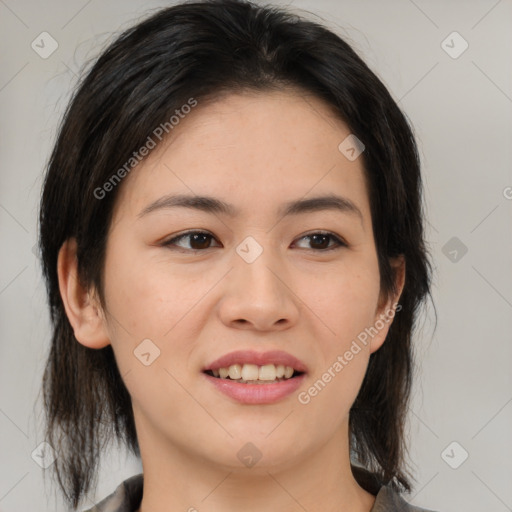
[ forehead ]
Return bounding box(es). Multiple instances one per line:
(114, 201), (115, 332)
(111, 89), (371, 225)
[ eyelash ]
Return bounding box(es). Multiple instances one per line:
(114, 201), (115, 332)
(160, 230), (347, 253)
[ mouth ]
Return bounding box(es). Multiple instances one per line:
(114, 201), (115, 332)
(202, 350), (307, 404)
(204, 363), (305, 384)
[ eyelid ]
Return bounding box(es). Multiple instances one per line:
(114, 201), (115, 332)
(292, 230), (347, 250)
(160, 230), (221, 250)
(160, 229), (347, 252)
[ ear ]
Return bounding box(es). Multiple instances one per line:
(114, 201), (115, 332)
(57, 238), (111, 349)
(369, 255), (406, 354)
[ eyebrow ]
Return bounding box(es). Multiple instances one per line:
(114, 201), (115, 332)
(137, 193), (363, 222)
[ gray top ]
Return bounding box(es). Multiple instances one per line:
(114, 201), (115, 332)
(83, 473), (437, 512)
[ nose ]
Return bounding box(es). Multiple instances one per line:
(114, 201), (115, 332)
(217, 248), (301, 332)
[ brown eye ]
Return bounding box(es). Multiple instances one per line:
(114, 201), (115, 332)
(293, 232), (347, 251)
(161, 230), (346, 253)
(162, 231), (220, 251)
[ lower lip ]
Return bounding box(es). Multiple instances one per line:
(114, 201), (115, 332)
(203, 372), (306, 404)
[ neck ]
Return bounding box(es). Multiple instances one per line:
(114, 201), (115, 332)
(135, 417), (376, 512)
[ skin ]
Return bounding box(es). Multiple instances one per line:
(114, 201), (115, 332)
(58, 89), (405, 512)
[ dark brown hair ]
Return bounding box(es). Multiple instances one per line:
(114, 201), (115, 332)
(38, 0), (432, 508)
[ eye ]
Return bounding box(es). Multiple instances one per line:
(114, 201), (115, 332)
(160, 230), (347, 253)
(292, 231), (347, 251)
(161, 231), (221, 251)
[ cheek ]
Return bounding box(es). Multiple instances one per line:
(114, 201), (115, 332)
(100, 240), (220, 403)
(100, 252), (201, 427)
(298, 350), (369, 441)
(102, 236), (207, 338)
(302, 257), (381, 346)
(293, 256), (380, 419)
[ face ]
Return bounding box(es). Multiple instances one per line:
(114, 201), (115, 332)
(95, 90), (401, 473)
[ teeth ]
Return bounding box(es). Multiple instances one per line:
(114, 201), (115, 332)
(210, 363), (298, 382)
(228, 364), (242, 380)
(258, 364), (276, 381)
(241, 364), (259, 380)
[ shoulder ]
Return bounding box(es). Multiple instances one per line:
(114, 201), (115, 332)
(372, 485), (439, 512)
(82, 474), (143, 512)
(83, 471), (440, 512)
(351, 466), (438, 512)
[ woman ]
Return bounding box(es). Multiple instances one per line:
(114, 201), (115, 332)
(38, 1), (435, 510)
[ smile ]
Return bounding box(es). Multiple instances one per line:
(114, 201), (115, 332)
(203, 350), (307, 404)
(206, 363), (302, 383)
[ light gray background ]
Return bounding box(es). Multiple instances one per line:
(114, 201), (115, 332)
(1, 0), (511, 511)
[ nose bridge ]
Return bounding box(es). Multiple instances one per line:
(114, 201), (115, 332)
(234, 236), (285, 300)
(218, 235), (299, 329)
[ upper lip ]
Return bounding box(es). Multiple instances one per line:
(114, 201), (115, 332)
(203, 350), (308, 373)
